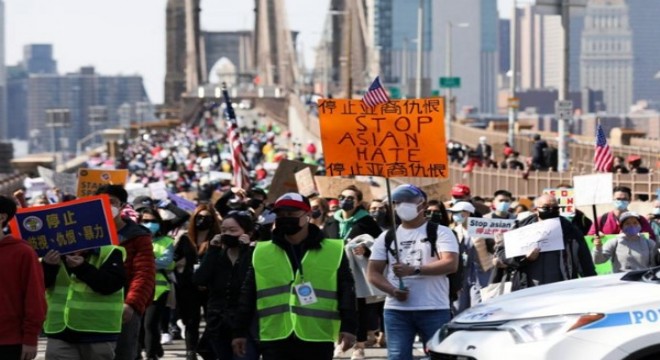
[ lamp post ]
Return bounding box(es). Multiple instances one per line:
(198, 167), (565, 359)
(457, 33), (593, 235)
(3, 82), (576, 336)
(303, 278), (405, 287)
(45, 108), (71, 169)
(415, 0), (424, 98)
(326, 9), (348, 98)
(445, 22), (469, 142)
(508, 1), (519, 148)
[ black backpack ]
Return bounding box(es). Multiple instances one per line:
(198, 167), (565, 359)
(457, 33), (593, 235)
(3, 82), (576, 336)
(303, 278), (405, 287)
(384, 221), (464, 302)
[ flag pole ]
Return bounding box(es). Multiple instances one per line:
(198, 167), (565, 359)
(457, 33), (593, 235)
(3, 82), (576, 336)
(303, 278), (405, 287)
(385, 177), (405, 290)
(592, 117), (601, 236)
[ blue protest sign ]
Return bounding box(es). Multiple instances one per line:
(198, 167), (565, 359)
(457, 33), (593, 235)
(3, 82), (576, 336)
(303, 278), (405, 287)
(9, 195), (119, 257)
(167, 191), (197, 213)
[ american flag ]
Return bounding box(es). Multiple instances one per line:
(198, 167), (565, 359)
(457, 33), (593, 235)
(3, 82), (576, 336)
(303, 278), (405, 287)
(362, 76), (390, 107)
(594, 123), (613, 172)
(222, 85), (251, 189)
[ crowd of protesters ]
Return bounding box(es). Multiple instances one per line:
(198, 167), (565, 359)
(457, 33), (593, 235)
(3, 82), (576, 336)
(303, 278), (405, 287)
(1, 100), (660, 360)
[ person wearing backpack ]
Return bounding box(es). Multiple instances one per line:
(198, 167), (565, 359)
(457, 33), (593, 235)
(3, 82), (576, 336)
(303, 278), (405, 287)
(449, 201), (493, 313)
(367, 184), (459, 360)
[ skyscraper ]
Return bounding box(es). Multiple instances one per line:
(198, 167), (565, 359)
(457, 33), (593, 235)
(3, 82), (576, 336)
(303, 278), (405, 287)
(430, 0), (498, 113)
(0, 0), (6, 140)
(374, 0), (433, 96)
(580, 0), (633, 114)
(626, 0), (660, 105)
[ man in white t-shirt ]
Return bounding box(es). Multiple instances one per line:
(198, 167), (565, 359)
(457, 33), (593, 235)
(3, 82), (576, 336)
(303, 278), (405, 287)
(367, 184), (459, 360)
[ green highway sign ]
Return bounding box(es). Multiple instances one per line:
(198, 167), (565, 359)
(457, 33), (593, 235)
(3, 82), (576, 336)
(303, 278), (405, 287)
(439, 77), (461, 88)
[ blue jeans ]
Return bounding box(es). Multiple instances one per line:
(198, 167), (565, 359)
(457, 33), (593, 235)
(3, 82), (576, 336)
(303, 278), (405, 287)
(384, 309), (451, 360)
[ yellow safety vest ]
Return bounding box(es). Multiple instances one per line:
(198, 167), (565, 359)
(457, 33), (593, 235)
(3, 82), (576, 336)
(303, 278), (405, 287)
(153, 235), (174, 300)
(253, 239), (344, 342)
(44, 246), (126, 334)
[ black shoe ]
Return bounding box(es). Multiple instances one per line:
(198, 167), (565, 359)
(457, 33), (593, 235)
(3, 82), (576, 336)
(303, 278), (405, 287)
(186, 351), (198, 360)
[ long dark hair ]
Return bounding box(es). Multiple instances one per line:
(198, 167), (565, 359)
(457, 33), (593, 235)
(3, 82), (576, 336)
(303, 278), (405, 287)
(188, 204), (221, 256)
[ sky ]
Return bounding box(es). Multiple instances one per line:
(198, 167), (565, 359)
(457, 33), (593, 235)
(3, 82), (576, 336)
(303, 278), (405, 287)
(5, 0), (519, 104)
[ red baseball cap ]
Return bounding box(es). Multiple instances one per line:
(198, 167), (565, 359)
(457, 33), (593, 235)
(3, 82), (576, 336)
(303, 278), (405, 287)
(451, 184), (471, 198)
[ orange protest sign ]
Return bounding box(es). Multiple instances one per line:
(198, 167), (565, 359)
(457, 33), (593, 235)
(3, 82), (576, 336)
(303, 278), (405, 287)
(318, 99), (448, 178)
(77, 168), (129, 198)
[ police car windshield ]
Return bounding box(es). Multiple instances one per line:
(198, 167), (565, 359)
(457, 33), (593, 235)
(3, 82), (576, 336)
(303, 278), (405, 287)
(621, 266), (660, 284)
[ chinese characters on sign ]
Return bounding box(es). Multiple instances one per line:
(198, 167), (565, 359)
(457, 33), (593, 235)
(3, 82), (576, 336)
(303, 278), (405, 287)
(317, 99), (448, 178)
(9, 195), (119, 257)
(77, 168), (128, 198)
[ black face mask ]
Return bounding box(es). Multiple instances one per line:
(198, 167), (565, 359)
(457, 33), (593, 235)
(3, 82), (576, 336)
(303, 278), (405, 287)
(370, 210), (386, 225)
(429, 214), (443, 224)
(248, 199), (263, 210)
(340, 199), (355, 211)
(538, 207), (560, 220)
(221, 234), (241, 248)
(276, 216), (303, 235)
(195, 216), (213, 230)
(311, 209), (323, 219)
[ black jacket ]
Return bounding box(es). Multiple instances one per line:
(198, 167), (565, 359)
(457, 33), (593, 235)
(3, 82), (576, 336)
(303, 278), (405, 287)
(42, 248), (126, 342)
(494, 215), (596, 287)
(233, 224), (357, 339)
(193, 245), (253, 312)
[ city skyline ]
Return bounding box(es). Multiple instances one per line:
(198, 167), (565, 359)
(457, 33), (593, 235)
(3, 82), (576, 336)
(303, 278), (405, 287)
(5, 0), (517, 104)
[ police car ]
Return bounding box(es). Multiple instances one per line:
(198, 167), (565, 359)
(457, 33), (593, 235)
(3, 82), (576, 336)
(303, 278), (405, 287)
(427, 268), (660, 360)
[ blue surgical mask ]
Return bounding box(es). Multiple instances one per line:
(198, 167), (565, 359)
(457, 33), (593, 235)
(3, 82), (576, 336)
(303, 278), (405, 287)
(613, 200), (629, 211)
(143, 222), (160, 235)
(452, 214), (465, 224)
(496, 201), (511, 213)
(622, 225), (641, 237)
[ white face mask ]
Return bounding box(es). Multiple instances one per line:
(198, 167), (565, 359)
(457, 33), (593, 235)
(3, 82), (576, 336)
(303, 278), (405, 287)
(395, 202), (421, 222)
(111, 206), (121, 218)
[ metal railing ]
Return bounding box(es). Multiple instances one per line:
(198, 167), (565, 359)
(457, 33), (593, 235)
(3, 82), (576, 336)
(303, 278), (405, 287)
(448, 122), (659, 171)
(448, 163), (659, 199)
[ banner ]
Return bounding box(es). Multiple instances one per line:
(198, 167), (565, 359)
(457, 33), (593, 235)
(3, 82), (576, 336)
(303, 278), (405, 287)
(9, 195), (119, 257)
(543, 188), (575, 217)
(77, 168), (128, 198)
(318, 99), (447, 178)
(467, 217), (515, 239)
(167, 191), (198, 213)
(503, 218), (564, 258)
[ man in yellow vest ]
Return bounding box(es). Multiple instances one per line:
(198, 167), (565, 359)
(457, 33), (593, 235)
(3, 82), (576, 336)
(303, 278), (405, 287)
(42, 245), (126, 360)
(232, 192), (357, 360)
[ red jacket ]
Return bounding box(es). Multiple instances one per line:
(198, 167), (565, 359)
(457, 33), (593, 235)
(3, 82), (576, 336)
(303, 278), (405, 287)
(0, 235), (46, 346)
(118, 220), (156, 315)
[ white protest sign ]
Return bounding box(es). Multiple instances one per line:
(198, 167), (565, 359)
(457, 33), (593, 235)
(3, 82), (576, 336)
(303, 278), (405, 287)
(467, 217), (515, 239)
(543, 188), (575, 217)
(148, 181), (169, 200)
(573, 173), (613, 206)
(54, 172), (78, 196)
(209, 171), (233, 182)
(125, 183), (151, 203)
(38, 166), (55, 187)
(503, 218), (564, 258)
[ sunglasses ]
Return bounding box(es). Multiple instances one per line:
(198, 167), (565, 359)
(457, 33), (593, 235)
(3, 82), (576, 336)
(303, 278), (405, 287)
(538, 206), (560, 212)
(338, 195), (356, 201)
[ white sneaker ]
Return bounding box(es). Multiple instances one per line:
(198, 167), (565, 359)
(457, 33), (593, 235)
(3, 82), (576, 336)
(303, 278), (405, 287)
(177, 320), (186, 340)
(351, 348), (365, 360)
(160, 332), (173, 345)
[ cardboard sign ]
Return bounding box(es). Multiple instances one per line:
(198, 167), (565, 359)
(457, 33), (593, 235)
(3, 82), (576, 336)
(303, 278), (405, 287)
(267, 159), (317, 203)
(314, 176), (373, 204)
(543, 188), (575, 216)
(38, 166), (78, 196)
(9, 195), (119, 257)
(503, 218), (564, 258)
(318, 99), (448, 178)
(77, 168), (128, 198)
(573, 173), (613, 206)
(295, 167), (318, 197)
(467, 217), (515, 239)
(148, 181), (169, 200)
